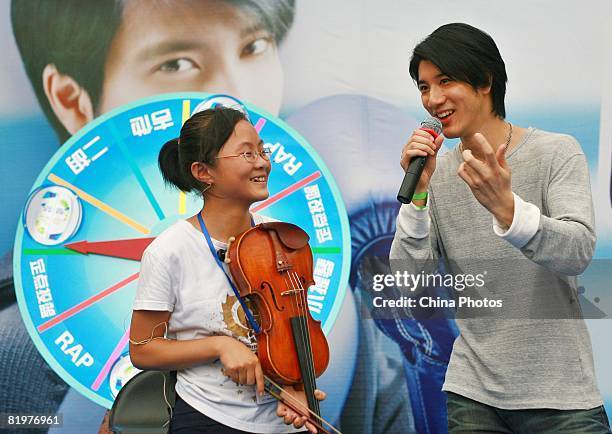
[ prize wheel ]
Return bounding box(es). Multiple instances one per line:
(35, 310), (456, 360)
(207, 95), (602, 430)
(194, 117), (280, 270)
(13, 93), (350, 408)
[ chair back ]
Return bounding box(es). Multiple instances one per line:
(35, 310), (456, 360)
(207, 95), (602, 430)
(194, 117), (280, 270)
(109, 370), (177, 434)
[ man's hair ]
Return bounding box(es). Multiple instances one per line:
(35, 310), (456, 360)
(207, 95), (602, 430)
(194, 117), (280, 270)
(11, 0), (296, 143)
(409, 23), (507, 119)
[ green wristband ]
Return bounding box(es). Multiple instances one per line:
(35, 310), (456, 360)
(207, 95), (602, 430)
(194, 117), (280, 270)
(412, 191), (428, 200)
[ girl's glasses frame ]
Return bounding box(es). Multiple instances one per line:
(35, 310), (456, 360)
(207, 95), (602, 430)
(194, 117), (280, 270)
(215, 148), (272, 163)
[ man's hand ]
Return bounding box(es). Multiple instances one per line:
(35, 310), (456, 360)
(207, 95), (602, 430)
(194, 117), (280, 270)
(277, 385), (326, 433)
(457, 133), (514, 226)
(400, 129), (445, 193)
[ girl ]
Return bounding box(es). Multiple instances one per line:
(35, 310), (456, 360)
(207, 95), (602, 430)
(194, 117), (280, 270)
(129, 106), (324, 433)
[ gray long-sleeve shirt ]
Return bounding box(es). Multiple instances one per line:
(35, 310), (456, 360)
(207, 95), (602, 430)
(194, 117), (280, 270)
(391, 127), (603, 410)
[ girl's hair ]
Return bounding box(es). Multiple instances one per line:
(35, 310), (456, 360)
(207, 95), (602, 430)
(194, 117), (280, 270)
(158, 106), (248, 194)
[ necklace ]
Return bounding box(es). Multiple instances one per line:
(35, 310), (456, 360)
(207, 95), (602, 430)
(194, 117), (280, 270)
(460, 122), (513, 154)
(504, 122), (513, 152)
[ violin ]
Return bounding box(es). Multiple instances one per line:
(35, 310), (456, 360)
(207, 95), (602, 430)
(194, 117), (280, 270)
(226, 222), (340, 434)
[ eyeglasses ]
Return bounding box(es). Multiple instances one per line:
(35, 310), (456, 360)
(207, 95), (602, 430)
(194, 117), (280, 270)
(215, 148), (272, 164)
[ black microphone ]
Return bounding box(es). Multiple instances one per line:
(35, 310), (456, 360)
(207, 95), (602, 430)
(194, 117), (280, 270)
(217, 249), (226, 262)
(397, 117), (443, 204)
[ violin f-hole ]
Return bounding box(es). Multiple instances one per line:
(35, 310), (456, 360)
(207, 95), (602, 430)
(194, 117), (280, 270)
(261, 281), (284, 312)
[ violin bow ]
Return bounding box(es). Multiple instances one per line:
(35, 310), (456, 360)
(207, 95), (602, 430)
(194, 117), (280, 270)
(264, 376), (342, 434)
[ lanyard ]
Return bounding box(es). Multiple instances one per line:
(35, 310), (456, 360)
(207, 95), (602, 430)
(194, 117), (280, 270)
(197, 213), (261, 334)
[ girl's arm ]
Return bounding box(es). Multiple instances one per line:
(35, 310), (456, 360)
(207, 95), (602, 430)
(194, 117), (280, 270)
(129, 309), (264, 395)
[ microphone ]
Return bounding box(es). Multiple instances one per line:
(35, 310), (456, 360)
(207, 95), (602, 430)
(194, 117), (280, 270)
(217, 249), (226, 262)
(397, 117), (443, 204)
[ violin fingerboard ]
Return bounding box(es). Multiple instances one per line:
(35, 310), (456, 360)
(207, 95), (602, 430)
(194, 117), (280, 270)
(290, 316), (321, 417)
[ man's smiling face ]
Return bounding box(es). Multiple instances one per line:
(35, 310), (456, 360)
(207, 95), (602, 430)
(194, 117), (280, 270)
(417, 60), (492, 139)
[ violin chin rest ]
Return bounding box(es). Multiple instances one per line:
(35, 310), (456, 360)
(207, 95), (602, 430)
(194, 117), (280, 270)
(258, 222), (310, 250)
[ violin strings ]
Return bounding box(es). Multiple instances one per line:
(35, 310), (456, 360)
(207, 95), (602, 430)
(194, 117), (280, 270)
(264, 375), (342, 434)
(299, 270), (320, 417)
(285, 271), (314, 400)
(288, 270), (320, 417)
(282, 271), (320, 418)
(282, 271), (309, 392)
(295, 269), (319, 415)
(286, 271), (314, 394)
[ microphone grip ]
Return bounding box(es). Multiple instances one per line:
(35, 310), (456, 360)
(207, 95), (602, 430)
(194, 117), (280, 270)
(397, 156), (427, 204)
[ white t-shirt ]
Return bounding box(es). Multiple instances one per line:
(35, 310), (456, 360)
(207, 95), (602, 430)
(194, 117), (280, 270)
(133, 216), (302, 433)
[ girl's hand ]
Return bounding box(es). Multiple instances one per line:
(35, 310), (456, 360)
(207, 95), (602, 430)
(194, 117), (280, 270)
(218, 337), (265, 396)
(276, 385), (326, 433)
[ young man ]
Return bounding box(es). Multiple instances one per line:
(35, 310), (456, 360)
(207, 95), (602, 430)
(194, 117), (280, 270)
(392, 23), (611, 433)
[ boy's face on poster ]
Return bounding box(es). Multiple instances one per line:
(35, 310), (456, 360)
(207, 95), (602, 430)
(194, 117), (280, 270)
(97, 0), (284, 117)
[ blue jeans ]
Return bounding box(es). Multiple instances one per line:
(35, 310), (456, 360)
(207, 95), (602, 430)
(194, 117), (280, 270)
(446, 392), (611, 434)
(170, 395), (308, 434)
(170, 395), (252, 434)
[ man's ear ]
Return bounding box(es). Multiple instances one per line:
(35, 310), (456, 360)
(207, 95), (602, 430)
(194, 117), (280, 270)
(42, 64), (94, 135)
(481, 74), (493, 95)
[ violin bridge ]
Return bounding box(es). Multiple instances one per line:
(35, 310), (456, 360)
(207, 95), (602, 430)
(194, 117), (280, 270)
(280, 289), (303, 296)
(224, 236), (236, 263)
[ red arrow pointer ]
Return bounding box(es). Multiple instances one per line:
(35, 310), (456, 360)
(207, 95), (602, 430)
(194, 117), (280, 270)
(64, 237), (156, 261)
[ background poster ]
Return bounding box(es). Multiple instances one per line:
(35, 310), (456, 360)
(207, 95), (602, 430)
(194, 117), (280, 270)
(1, 1), (610, 432)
